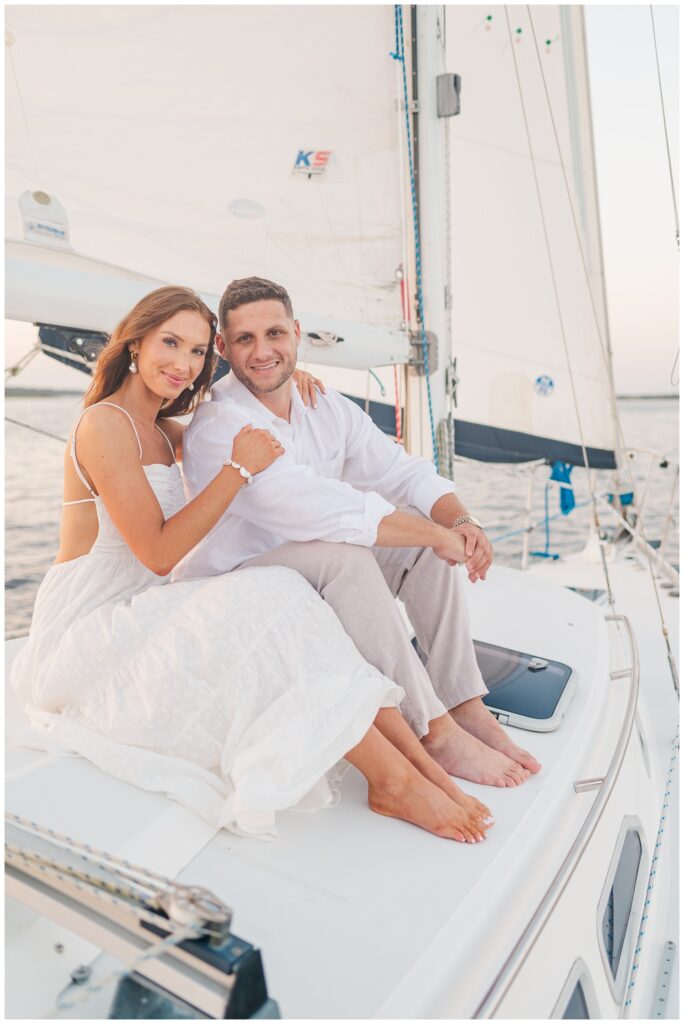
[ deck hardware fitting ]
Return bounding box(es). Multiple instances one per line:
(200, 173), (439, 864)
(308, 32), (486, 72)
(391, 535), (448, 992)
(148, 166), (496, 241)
(573, 778), (605, 794)
(652, 940), (676, 1018)
(70, 964), (92, 985)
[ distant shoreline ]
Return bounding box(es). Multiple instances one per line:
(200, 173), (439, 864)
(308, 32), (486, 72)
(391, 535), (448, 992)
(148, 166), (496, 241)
(6, 387), (86, 397)
(6, 386), (678, 400)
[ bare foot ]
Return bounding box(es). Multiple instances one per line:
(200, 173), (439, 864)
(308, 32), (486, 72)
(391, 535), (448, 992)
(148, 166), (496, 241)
(410, 748), (493, 829)
(422, 716), (530, 788)
(450, 698), (542, 774)
(368, 769), (488, 843)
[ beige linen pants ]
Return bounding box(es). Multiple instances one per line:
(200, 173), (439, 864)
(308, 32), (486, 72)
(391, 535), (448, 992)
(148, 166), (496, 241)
(237, 509), (487, 737)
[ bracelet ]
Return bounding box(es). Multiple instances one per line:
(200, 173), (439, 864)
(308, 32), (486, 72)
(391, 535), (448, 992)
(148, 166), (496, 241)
(223, 459), (253, 486)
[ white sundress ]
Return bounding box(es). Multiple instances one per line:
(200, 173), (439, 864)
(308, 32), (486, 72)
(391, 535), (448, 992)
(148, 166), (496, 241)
(10, 402), (403, 839)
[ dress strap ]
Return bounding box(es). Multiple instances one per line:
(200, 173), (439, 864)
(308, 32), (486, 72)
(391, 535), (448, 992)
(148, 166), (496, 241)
(155, 423), (176, 461)
(67, 402), (144, 502)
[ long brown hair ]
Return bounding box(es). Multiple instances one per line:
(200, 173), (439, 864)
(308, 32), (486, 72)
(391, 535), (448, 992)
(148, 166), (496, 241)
(84, 286), (218, 418)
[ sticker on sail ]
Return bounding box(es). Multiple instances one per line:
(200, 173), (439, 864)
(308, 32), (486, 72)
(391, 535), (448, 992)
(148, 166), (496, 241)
(293, 150), (331, 177)
(534, 374), (555, 395)
(19, 190), (72, 249)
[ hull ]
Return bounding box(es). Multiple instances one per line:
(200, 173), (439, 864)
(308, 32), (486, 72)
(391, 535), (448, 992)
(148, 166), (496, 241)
(6, 550), (678, 1018)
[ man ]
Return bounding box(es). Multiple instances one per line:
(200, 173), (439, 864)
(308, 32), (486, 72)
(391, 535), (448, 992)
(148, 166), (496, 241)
(178, 277), (541, 787)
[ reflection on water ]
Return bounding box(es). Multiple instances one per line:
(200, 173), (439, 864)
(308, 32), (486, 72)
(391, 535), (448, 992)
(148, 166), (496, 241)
(5, 394), (679, 638)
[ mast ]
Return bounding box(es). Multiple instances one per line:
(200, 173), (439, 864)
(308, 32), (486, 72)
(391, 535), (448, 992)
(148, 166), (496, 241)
(403, 5), (451, 462)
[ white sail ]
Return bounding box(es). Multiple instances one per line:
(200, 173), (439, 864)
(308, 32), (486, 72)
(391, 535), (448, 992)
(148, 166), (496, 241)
(6, 5), (410, 364)
(444, 5), (617, 467)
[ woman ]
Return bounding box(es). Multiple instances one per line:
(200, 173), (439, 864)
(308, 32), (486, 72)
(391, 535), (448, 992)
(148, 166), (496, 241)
(11, 286), (492, 842)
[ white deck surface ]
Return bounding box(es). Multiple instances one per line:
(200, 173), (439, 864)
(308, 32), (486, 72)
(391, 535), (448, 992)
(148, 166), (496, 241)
(8, 564), (643, 1018)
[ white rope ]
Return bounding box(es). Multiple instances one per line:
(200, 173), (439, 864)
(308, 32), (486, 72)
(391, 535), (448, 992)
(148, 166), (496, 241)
(5, 342), (41, 380)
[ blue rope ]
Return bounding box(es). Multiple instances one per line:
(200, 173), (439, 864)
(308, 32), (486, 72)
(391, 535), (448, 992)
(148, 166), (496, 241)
(490, 496), (594, 546)
(391, 5), (439, 466)
(624, 729), (679, 1009)
(530, 481), (559, 560)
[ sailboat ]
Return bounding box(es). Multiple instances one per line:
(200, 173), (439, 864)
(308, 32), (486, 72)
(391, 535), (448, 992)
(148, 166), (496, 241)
(5, 4), (678, 1018)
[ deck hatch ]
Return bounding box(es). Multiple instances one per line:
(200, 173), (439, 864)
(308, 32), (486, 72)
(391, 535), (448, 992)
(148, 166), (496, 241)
(473, 640), (575, 732)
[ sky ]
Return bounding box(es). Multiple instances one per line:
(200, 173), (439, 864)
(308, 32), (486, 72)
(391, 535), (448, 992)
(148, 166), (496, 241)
(4, 3), (680, 396)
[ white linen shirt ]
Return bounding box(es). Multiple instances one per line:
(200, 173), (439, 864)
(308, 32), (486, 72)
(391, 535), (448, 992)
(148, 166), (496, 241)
(175, 372), (455, 579)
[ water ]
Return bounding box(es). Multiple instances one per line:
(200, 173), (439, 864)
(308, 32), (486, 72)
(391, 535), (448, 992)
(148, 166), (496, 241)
(5, 394), (679, 638)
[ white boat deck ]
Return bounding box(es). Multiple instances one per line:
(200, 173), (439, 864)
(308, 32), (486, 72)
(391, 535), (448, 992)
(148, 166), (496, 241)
(8, 564), (651, 1018)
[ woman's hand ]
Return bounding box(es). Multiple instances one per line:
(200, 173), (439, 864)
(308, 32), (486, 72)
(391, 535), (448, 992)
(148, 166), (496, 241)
(231, 425), (284, 476)
(293, 368), (325, 408)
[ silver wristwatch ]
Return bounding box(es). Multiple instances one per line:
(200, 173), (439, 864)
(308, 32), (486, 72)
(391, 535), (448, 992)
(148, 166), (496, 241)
(451, 514), (482, 529)
(223, 459), (254, 486)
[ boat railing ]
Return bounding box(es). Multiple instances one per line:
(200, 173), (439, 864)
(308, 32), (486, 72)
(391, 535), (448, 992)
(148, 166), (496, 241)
(474, 613), (639, 1018)
(454, 451), (679, 581)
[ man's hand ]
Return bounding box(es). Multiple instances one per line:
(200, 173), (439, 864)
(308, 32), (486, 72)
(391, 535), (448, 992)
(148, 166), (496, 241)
(430, 527), (467, 566)
(452, 523), (493, 583)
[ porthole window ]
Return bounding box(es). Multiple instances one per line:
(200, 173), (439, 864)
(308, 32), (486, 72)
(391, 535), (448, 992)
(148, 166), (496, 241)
(597, 818), (649, 1001)
(552, 959), (600, 1018)
(562, 980), (590, 1018)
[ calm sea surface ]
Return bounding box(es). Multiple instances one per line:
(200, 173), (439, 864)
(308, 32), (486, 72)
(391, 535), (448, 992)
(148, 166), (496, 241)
(5, 394), (679, 638)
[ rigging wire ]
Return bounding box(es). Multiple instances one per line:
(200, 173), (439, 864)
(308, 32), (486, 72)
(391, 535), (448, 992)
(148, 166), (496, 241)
(5, 416), (67, 444)
(504, 6), (616, 609)
(649, 5), (680, 250)
(526, 7), (679, 693)
(6, 31), (42, 185)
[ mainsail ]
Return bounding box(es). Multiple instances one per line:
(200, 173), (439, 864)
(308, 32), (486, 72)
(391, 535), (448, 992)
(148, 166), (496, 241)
(6, 5), (619, 468)
(5, 5), (410, 368)
(444, 5), (618, 468)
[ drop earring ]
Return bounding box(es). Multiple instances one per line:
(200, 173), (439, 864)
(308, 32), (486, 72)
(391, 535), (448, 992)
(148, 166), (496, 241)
(129, 352), (138, 374)
(188, 381), (194, 391)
